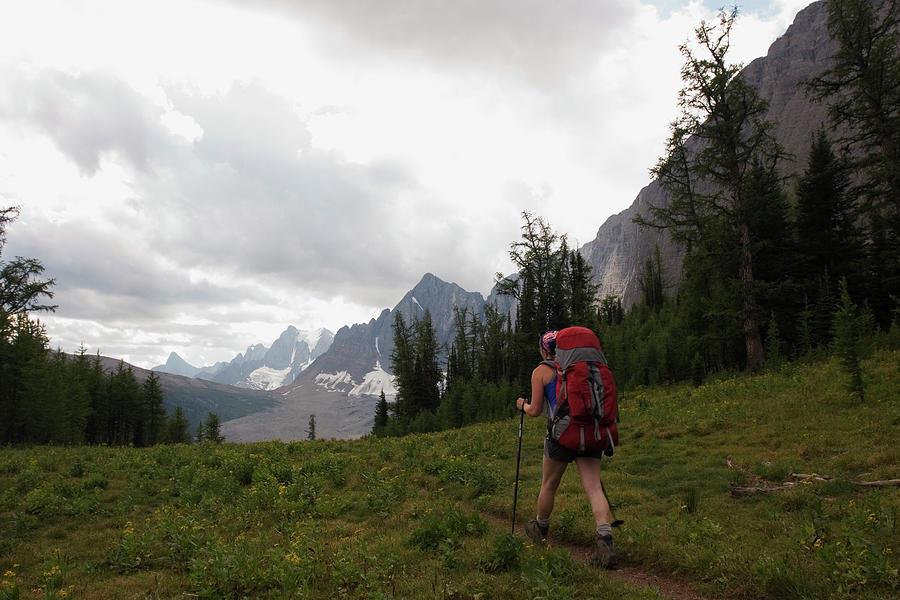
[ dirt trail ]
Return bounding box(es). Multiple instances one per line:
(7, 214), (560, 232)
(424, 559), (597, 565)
(484, 511), (715, 600)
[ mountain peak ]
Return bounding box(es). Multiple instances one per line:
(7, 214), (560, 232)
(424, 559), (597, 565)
(152, 352), (199, 378)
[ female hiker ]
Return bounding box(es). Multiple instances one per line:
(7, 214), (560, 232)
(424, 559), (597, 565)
(515, 330), (617, 569)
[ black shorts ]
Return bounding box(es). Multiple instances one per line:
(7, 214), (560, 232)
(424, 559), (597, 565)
(544, 434), (606, 463)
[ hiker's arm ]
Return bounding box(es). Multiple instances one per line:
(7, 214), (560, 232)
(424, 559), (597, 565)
(516, 366), (548, 417)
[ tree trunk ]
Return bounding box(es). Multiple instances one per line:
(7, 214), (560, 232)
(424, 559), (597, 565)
(739, 223), (764, 370)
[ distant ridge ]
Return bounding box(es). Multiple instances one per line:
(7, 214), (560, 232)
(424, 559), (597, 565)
(153, 327), (334, 391)
(92, 355), (278, 433)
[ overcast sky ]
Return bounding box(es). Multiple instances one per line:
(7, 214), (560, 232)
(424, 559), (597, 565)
(0, 0), (814, 369)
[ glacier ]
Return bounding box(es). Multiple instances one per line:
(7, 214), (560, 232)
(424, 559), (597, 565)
(349, 361), (396, 398)
(248, 365), (293, 390)
(313, 361), (396, 398)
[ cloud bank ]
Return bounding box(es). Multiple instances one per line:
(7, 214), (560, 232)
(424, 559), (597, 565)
(0, 0), (813, 367)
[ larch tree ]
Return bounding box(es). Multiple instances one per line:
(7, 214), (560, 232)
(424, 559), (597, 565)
(640, 8), (783, 370)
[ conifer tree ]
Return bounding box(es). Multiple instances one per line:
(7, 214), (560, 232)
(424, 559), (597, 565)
(807, 0), (900, 325)
(372, 390), (389, 436)
(5, 315), (52, 443)
(792, 131), (863, 348)
(84, 353), (110, 444)
(495, 212), (593, 387)
(833, 278), (866, 401)
(479, 304), (511, 383)
(807, 0), (900, 210)
(795, 131), (863, 294)
(1, 206), (56, 315)
(0, 207), (58, 444)
(166, 406), (192, 444)
(307, 413), (316, 441)
(142, 372), (166, 446)
(389, 312), (415, 424)
(598, 296), (624, 325)
(642, 8), (783, 370)
(108, 361), (141, 445)
(744, 160), (801, 353)
(639, 245), (665, 313)
(496, 212), (565, 335)
(568, 250), (598, 325)
(412, 310), (442, 413)
(53, 350), (90, 444)
(203, 412), (224, 443)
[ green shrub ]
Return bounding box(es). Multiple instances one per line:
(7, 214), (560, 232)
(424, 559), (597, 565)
(479, 532), (524, 573)
(409, 505), (486, 552)
(82, 474), (108, 490)
(425, 455), (500, 498)
(23, 486), (63, 516)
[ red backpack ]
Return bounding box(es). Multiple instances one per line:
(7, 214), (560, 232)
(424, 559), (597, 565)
(549, 326), (618, 455)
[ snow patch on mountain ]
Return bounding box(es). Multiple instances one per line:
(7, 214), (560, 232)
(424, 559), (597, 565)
(349, 361), (396, 397)
(248, 365), (293, 390)
(314, 371), (354, 392)
(301, 328), (329, 349)
(311, 362), (396, 398)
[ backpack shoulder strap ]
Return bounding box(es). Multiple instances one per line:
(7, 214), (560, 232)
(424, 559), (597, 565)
(538, 360), (565, 422)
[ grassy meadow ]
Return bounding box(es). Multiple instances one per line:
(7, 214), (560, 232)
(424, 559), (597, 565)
(1, 350), (898, 599)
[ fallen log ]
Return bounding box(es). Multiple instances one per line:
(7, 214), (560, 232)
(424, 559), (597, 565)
(857, 479), (900, 487)
(730, 484), (793, 496)
(731, 477), (900, 497)
(789, 473), (829, 481)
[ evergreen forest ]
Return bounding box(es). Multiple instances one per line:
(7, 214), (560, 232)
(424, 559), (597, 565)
(374, 2), (900, 437)
(1, 210), (221, 446)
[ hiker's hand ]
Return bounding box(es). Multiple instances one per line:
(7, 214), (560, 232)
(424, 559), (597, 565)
(516, 397), (527, 411)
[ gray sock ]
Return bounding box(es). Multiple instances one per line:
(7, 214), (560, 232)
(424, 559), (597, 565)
(536, 517), (550, 528)
(596, 523), (612, 537)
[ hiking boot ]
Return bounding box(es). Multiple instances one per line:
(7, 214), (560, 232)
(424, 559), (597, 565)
(525, 519), (548, 546)
(592, 534), (617, 569)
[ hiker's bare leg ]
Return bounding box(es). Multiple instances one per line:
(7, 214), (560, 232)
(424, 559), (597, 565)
(537, 456), (567, 520)
(575, 457), (612, 525)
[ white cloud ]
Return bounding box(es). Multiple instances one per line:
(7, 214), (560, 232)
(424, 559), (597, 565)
(0, 0), (817, 367)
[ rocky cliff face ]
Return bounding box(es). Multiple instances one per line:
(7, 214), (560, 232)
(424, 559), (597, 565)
(195, 328), (334, 390)
(581, 0), (834, 307)
(294, 273), (488, 391)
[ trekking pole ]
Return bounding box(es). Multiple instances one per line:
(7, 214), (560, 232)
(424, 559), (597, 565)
(600, 479), (625, 528)
(512, 404), (525, 534)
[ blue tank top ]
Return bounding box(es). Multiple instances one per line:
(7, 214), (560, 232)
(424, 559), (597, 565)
(543, 375), (557, 419)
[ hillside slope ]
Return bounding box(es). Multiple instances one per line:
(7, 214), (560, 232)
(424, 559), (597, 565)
(94, 355), (278, 432)
(2, 351), (896, 599)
